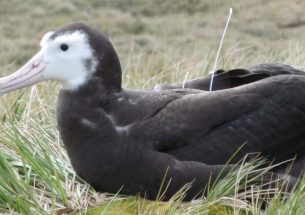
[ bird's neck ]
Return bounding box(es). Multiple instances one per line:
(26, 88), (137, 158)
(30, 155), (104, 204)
(93, 41), (123, 93)
(56, 84), (119, 160)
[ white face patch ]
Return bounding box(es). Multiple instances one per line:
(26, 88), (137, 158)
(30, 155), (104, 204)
(40, 31), (54, 47)
(39, 31), (97, 90)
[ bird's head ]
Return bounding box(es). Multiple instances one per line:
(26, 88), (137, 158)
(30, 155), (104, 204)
(0, 23), (122, 95)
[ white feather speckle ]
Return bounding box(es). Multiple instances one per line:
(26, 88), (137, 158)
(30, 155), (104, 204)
(115, 125), (130, 134)
(153, 85), (162, 92)
(128, 98), (138, 105)
(81, 118), (96, 129)
(117, 97), (124, 102)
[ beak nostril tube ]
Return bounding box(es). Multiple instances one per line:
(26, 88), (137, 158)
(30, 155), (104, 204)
(0, 51), (46, 94)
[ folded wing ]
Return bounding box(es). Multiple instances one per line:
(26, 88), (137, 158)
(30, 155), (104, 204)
(148, 75), (305, 177)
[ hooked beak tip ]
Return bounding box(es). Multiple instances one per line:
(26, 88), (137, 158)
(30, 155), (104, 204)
(0, 51), (46, 95)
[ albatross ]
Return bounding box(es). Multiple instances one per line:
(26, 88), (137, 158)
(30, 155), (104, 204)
(0, 23), (304, 200)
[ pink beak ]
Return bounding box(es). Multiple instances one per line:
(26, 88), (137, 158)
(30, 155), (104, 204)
(0, 51), (47, 95)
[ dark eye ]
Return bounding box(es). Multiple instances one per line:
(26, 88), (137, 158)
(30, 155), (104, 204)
(60, 44), (69, 51)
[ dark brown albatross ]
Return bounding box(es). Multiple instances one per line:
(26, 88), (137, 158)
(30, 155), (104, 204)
(0, 23), (305, 200)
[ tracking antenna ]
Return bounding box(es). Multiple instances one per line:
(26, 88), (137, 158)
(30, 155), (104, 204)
(209, 8), (233, 92)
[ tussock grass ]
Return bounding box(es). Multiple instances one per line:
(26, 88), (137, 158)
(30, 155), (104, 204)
(1, 0), (305, 214)
(1, 46), (305, 214)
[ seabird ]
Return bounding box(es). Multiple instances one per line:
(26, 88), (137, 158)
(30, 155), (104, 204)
(1, 23), (305, 200)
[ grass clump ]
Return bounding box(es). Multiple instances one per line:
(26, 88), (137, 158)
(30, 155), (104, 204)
(0, 85), (302, 214)
(1, 0), (305, 214)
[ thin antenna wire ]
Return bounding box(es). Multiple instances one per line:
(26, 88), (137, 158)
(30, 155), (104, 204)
(182, 72), (189, 88)
(209, 8), (233, 92)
